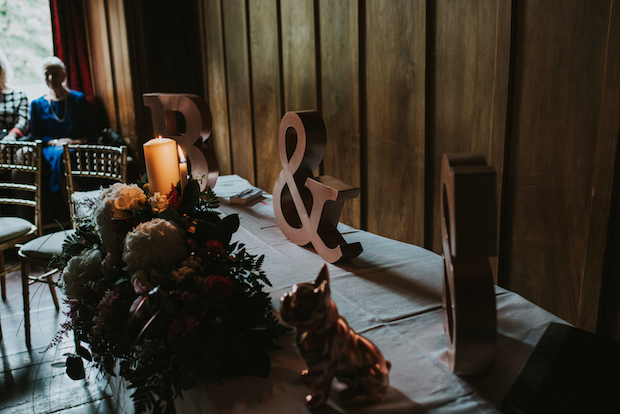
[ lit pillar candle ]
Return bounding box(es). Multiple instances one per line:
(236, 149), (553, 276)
(143, 136), (180, 195)
(178, 146), (188, 190)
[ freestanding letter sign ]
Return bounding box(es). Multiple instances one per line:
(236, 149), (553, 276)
(440, 153), (497, 375)
(143, 93), (218, 190)
(273, 111), (362, 263)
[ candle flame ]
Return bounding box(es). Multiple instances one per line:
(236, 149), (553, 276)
(177, 146), (186, 162)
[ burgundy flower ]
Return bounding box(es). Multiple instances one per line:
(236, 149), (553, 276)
(94, 283), (134, 324)
(168, 313), (198, 346)
(204, 275), (233, 301)
(202, 239), (227, 258)
(167, 185), (183, 211)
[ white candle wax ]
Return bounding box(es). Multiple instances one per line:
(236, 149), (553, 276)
(143, 136), (180, 195)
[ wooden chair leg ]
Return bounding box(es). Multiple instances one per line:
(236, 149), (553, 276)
(21, 259), (30, 349)
(1, 251), (6, 301)
(46, 273), (60, 311)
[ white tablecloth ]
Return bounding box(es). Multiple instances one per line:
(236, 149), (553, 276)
(111, 175), (566, 413)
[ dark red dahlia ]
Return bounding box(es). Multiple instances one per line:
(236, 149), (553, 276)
(202, 239), (227, 258)
(204, 275), (233, 301)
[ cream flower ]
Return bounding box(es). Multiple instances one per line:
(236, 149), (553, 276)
(122, 218), (187, 289)
(150, 192), (168, 213)
(92, 183), (147, 253)
(59, 247), (103, 299)
(112, 184), (147, 216)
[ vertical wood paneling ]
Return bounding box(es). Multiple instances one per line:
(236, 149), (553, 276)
(280, 0), (317, 112)
(222, 0), (255, 183)
(490, 0), (513, 283)
(85, 0), (137, 146)
(319, 0), (361, 228)
(202, 0), (232, 175)
(96, 0), (620, 336)
(579, 1), (620, 332)
(84, 0), (117, 130)
(365, 0), (426, 245)
(503, 0), (610, 324)
(106, 0), (136, 145)
(249, 0), (282, 192)
(430, 0), (508, 259)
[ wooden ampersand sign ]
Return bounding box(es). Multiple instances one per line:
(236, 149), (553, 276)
(440, 153), (497, 375)
(273, 111), (362, 263)
(143, 93), (218, 190)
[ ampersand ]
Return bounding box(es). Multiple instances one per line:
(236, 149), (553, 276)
(143, 93), (218, 190)
(273, 111), (362, 263)
(441, 153), (497, 375)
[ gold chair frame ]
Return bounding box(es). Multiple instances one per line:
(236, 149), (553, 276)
(0, 141), (43, 287)
(18, 143), (127, 348)
(0, 141), (46, 342)
(64, 143), (128, 222)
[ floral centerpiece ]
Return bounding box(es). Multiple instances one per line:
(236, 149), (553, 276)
(50, 176), (289, 414)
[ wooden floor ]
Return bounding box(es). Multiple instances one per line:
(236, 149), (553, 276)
(0, 250), (116, 413)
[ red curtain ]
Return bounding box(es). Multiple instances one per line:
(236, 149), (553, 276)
(49, 0), (94, 102)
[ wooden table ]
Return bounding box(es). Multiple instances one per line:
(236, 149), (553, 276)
(111, 175), (566, 413)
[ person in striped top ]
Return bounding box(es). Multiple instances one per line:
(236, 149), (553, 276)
(0, 50), (29, 140)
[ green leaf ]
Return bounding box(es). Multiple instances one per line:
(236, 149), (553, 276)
(181, 179), (200, 211)
(158, 208), (183, 226)
(66, 355), (85, 380)
(216, 214), (240, 244)
(51, 361), (66, 368)
(77, 345), (92, 362)
(138, 172), (149, 190)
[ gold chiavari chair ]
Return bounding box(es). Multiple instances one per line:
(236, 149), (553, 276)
(0, 141), (55, 344)
(18, 143), (127, 348)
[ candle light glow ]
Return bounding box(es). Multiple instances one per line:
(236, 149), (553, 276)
(143, 136), (181, 195)
(178, 146), (188, 190)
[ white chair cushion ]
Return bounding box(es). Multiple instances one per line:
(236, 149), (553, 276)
(71, 189), (102, 219)
(19, 229), (75, 260)
(0, 217), (36, 244)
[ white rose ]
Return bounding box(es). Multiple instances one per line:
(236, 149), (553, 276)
(150, 192), (168, 213)
(59, 247), (103, 299)
(92, 183), (147, 252)
(122, 218), (187, 287)
(113, 184), (147, 215)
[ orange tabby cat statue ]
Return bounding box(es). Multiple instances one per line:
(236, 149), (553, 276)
(280, 265), (391, 409)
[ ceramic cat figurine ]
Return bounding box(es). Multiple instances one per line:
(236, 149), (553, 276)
(280, 264), (391, 409)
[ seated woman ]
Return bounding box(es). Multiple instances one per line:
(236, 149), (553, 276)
(30, 56), (98, 195)
(0, 50), (29, 140)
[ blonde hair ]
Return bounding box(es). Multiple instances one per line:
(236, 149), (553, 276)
(41, 56), (66, 75)
(0, 49), (14, 91)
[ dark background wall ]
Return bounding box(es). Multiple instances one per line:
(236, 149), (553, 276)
(84, 0), (620, 338)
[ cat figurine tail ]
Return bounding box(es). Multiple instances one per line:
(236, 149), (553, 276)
(280, 264), (391, 409)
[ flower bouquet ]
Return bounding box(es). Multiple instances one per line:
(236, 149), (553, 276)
(50, 176), (289, 414)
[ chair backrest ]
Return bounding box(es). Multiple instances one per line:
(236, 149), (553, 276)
(0, 141), (43, 236)
(63, 144), (128, 223)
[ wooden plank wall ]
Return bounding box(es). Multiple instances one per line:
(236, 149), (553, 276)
(88, 0), (620, 337)
(197, 0), (620, 335)
(502, 0), (618, 330)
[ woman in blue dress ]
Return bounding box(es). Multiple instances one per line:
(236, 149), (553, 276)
(30, 56), (98, 195)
